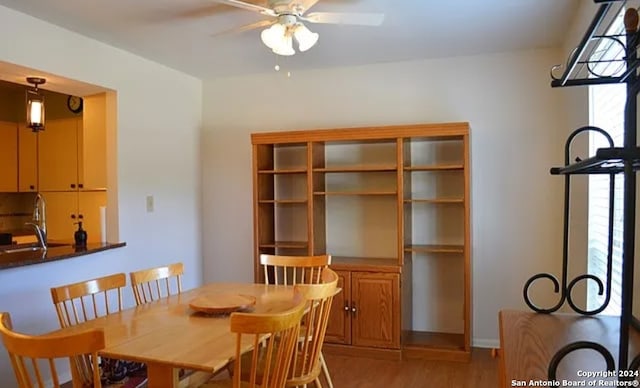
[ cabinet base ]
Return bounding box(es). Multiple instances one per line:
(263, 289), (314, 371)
(402, 346), (471, 362)
(322, 343), (402, 361)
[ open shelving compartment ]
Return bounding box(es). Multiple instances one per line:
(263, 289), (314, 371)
(401, 135), (470, 359)
(253, 142), (310, 282)
(519, 0), (640, 381)
(312, 138), (400, 267)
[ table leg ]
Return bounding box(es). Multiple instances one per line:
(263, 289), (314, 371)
(146, 361), (179, 388)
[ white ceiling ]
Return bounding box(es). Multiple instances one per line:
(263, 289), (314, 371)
(0, 0), (578, 79)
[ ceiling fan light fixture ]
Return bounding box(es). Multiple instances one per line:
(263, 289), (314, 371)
(260, 23), (286, 50)
(272, 34), (295, 56)
(294, 23), (319, 52)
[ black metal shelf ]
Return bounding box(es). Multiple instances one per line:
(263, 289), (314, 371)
(550, 147), (640, 174)
(550, 0), (640, 88)
(523, 0), (640, 381)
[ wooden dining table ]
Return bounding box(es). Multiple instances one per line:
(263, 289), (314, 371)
(50, 283), (298, 388)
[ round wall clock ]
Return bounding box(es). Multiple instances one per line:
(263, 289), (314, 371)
(67, 95), (83, 114)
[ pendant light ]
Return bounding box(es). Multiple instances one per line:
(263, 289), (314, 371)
(26, 77), (46, 132)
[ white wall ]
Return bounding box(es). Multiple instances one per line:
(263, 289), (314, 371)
(201, 48), (568, 346)
(0, 5), (202, 387)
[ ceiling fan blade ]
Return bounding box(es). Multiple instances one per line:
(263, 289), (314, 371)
(294, 0), (321, 14)
(211, 19), (275, 37)
(208, 0), (277, 17)
(303, 12), (385, 26)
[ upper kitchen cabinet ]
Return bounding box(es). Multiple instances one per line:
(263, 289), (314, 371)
(38, 93), (107, 192)
(38, 117), (80, 191)
(80, 94), (107, 190)
(0, 121), (18, 192)
(18, 123), (38, 192)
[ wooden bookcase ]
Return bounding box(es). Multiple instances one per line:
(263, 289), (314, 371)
(251, 123), (471, 361)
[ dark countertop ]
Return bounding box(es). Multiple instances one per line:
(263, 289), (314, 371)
(0, 242), (126, 270)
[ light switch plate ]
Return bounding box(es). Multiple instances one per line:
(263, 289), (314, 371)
(146, 195), (154, 212)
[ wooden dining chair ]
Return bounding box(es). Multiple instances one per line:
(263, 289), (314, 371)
(0, 312), (105, 388)
(260, 254), (331, 286)
(286, 268), (339, 388)
(50, 273), (126, 328)
(259, 254), (335, 387)
(199, 293), (307, 388)
(130, 262), (183, 305)
(50, 273), (148, 386)
(129, 262), (209, 386)
(236, 268), (339, 388)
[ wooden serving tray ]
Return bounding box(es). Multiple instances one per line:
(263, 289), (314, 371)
(189, 294), (256, 314)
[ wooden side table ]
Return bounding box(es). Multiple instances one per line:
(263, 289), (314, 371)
(498, 310), (640, 387)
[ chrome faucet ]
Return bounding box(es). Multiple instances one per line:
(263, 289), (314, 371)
(25, 222), (46, 250)
(26, 193), (47, 249)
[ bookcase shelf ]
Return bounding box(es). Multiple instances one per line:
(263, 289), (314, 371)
(404, 198), (464, 204)
(258, 199), (307, 204)
(257, 168), (307, 174)
(404, 164), (464, 171)
(258, 241), (308, 249)
(314, 191), (398, 196)
(404, 244), (464, 254)
(313, 165), (397, 173)
(252, 122), (471, 361)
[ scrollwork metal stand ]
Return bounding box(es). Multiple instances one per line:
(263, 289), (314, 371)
(524, 3), (640, 382)
(523, 126), (615, 317)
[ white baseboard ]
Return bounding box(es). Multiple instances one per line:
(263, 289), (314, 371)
(473, 338), (500, 349)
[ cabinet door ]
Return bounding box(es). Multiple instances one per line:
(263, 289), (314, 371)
(18, 123), (38, 192)
(78, 191), (107, 243)
(352, 272), (400, 349)
(325, 270), (351, 345)
(41, 192), (78, 242)
(39, 118), (79, 191)
(80, 94), (107, 190)
(0, 121), (18, 192)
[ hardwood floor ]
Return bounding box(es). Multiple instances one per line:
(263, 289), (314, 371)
(322, 348), (498, 388)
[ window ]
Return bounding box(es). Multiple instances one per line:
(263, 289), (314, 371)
(587, 10), (626, 315)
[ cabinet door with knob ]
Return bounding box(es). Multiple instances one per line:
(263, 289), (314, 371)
(325, 270), (351, 344)
(38, 118), (79, 191)
(40, 192), (77, 242)
(80, 94), (107, 190)
(18, 123), (38, 192)
(0, 121), (18, 192)
(325, 269), (400, 349)
(40, 191), (106, 243)
(78, 191), (106, 243)
(352, 272), (400, 349)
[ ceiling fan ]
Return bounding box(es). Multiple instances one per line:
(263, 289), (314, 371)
(209, 0), (385, 56)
